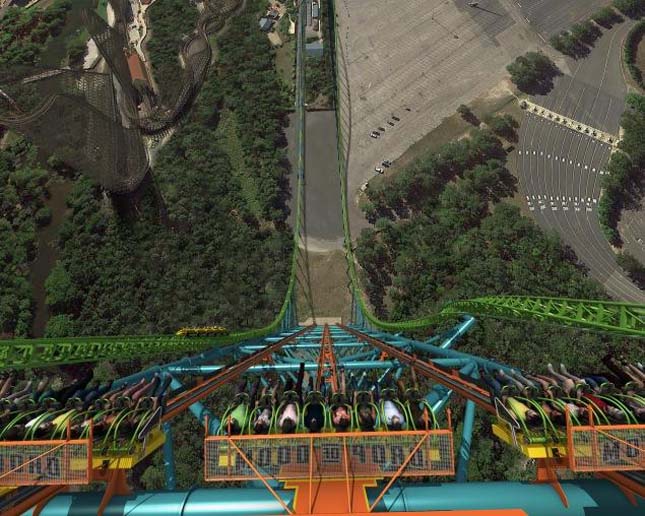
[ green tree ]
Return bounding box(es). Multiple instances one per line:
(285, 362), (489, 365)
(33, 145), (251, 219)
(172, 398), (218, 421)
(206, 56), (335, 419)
(506, 52), (560, 94)
(613, 0), (645, 18)
(486, 114), (518, 141)
(617, 252), (645, 288)
(45, 262), (77, 312)
(591, 6), (623, 28)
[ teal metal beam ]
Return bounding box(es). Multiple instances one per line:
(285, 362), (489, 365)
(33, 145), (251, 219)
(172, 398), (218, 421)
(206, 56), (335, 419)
(374, 480), (643, 515)
(26, 481), (641, 515)
(456, 400), (476, 483)
(168, 360), (400, 375)
(162, 422), (176, 491)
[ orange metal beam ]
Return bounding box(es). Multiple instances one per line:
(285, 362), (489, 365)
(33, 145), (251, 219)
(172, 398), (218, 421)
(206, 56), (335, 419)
(316, 324), (338, 392)
(163, 326), (312, 422)
(599, 470), (645, 500)
(368, 432), (430, 512)
(337, 325), (494, 413)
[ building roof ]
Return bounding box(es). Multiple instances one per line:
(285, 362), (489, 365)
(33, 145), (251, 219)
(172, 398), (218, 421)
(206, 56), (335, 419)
(312, 3), (319, 18)
(126, 51), (148, 84)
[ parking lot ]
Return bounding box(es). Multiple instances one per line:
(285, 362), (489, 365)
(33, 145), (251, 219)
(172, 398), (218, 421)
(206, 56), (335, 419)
(336, 0), (541, 236)
(515, 0), (613, 37)
(513, 20), (644, 301)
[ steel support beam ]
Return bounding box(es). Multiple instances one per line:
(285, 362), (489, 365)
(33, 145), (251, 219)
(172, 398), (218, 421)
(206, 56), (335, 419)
(169, 377), (219, 434)
(456, 400), (476, 482)
(162, 422), (176, 491)
(340, 325), (494, 412)
(167, 360), (400, 375)
(162, 327), (312, 424)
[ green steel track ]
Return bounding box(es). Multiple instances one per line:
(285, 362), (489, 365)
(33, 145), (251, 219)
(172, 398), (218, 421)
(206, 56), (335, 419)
(1, 3), (645, 371)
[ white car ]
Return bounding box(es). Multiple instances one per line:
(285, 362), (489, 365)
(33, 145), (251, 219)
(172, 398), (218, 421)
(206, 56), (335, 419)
(360, 182), (369, 192)
(374, 167), (384, 174)
(369, 131), (380, 139)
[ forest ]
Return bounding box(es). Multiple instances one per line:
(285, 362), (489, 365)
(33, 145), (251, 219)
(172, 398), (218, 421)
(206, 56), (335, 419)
(0, 0), (71, 66)
(355, 127), (643, 480)
(0, 139), (49, 337)
(216, 0), (293, 222)
(145, 0), (200, 106)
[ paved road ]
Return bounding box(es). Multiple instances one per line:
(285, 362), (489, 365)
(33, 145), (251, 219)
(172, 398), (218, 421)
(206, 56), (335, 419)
(286, 111), (344, 250)
(514, 20), (645, 301)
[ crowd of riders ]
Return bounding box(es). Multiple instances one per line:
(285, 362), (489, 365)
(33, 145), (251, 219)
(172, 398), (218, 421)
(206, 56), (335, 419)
(0, 371), (170, 446)
(219, 354), (644, 436)
(1, 352), (642, 443)
(480, 354), (645, 432)
(219, 363), (439, 435)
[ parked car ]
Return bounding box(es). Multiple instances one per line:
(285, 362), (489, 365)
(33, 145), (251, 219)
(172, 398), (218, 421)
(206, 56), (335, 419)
(370, 131), (380, 138)
(381, 160), (392, 168)
(377, 126), (386, 132)
(387, 121), (395, 127)
(374, 167), (384, 174)
(360, 182), (369, 192)
(392, 115), (401, 121)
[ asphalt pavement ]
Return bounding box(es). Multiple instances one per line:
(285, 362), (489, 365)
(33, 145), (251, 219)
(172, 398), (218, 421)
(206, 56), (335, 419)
(286, 110), (344, 250)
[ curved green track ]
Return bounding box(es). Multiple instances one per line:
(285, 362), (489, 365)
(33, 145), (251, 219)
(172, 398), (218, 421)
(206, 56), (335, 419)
(1, 3), (644, 371)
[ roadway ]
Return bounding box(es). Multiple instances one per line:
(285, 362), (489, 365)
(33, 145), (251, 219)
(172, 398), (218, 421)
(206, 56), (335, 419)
(286, 110), (344, 251)
(513, 19), (645, 301)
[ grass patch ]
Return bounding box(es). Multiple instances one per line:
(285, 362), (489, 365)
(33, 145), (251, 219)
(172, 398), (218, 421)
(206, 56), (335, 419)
(96, 0), (109, 21)
(275, 36), (295, 92)
(371, 90), (519, 192)
(296, 249), (352, 321)
(215, 109), (262, 217)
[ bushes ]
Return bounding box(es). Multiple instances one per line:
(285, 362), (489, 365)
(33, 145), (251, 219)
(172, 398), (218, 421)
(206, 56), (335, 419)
(486, 114), (519, 141)
(624, 21), (645, 89)
(592, 6), (624, 28)
(617, 252), (645, 287)
(598, 152), (634, 245)
(613, 0), (645, 18)
(550, 19), (604, 59)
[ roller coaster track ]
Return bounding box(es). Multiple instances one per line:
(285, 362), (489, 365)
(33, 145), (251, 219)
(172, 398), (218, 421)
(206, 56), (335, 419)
(1, 3), (645, 373)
